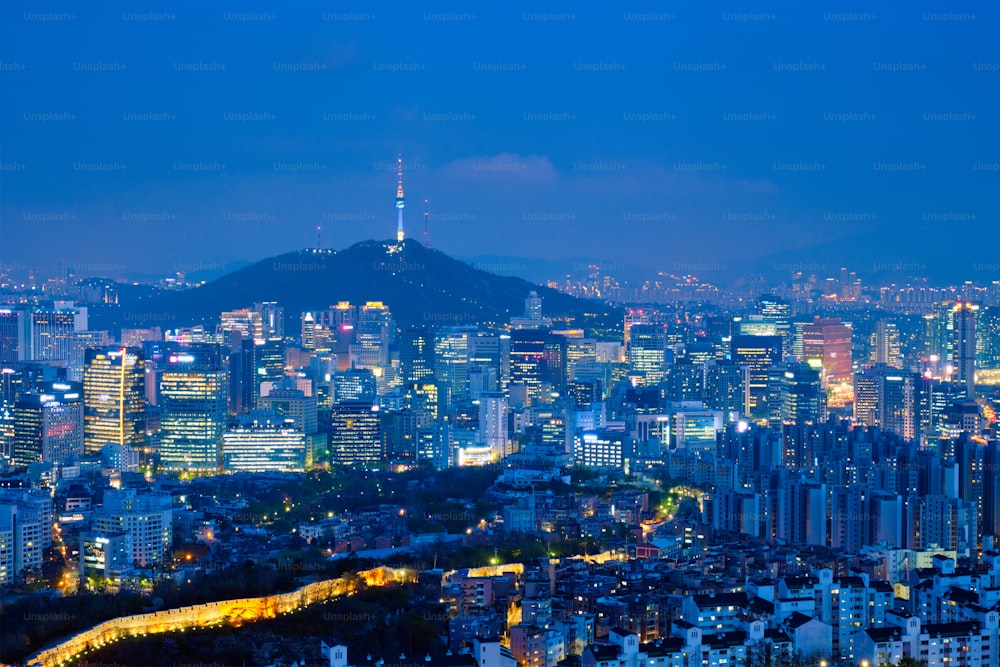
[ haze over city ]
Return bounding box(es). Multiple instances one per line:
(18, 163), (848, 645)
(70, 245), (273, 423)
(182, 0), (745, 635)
(2, 1), (998, 284)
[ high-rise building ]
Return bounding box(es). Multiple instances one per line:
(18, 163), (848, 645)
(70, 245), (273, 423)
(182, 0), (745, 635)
(67, 330), (112, 382)
(219, 308), (263, 345)
(479, 391), (509, 460)
(704, 360), (748, 420)
(977, 306), (1000, 369)
(257, 381), (317, 436)
(510, 328), (549, 405)
(253, 301), (284, 340)
(0, 308), (27, 364)
(28, 302), (88, 361)
(801, 317), (853, 384)
(854, 365), (923, 442)
(158, 344), (227, 474)
(333, 368), (378, 404)
(222, 411), (306, 473)
(435, 326), (476, 402)
(765, 362), (824, 428)
(328, 401), (382, 466)
(627, 324), (668, 384)
(351, 302), (393, 392)
(730, 335), (782, 422)
(239, 337), (285, 412)
(82, 347), (145, 454)
(870, 320), (903, 369)
(952, 302), (978, 398)
(93, 488), (172, 567)
(399, 327), (435, 385)
(12, 381), (83, 466)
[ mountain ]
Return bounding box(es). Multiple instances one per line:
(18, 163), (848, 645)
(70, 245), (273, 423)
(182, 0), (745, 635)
(92, 240), (621, 333)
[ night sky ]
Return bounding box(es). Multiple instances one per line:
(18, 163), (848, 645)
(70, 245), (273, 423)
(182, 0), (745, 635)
(1, 2), (998, 283)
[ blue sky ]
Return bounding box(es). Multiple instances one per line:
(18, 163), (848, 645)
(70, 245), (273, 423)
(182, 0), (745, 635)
(1, 1), (998, 283)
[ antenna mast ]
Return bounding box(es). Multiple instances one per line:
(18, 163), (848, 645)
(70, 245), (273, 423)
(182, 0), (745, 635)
(423, 199), (430, 249)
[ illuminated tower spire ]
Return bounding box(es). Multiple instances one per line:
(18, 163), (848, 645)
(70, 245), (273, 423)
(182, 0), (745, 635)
(423, 198), (429, 249)
(395, 154), (405, 243)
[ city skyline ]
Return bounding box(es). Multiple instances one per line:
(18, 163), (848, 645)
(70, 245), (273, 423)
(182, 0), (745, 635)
(1, 2), (998, 284)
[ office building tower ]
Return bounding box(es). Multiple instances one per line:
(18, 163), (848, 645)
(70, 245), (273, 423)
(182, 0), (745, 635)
(28, 302), (88, 361)
(253, 301), (284, 339)
(510, 328), (549, 405)
(854, 365), (923, 442)
(704, 360), (748, 420)
(435, 326), (476, 402)
(399, 327), (435, 385)
(219, 308), (264, 345)
(542, 333), (568, 393)
(663, 361), (704, 403)
(93, 488), (172, 566)
(952, 302), (978, 398)
(222, 411), (306, 473)
(333, 368), (378, 404)
(765, 362), (824, 428)
(351, 302), (393, 391)
(623, 309), (649, 347)
(82, 347), (145, 454)
(328, 401), (382, 466)
(12, 381), (83, 466)
(158, 344), (227, 474)
(525, 291), (543, 321)
(67, 330), (112, 382)
(678, 411), (725, 460)
(0, 308), (27, 363)
(239, 337), (285, 412)
(977, 306), (1000, 369)
(801, 317), (853, 384)
(257, 380), (317, 435)
(871, 320), (903, 369)
(730, 335), (782, 422)
(480, 391), (509, 460)
(627, 324), (668, 384)
(467, 364), (498, 402)
(405, 380), (446, 420)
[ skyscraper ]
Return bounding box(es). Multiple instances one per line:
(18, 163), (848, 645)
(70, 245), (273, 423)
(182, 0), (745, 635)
(801, 317), (853, 407)
(853, 364), (923, 442)
(765, 362), (824, 428)
(0, 308), (27, 364)
(399, 327), (436, 385)
(627, 324), (668, 384)
(12, 381), (83, 466)
(871, 320), (903, 369)
(351, 302), (393, 392)
(730, 335), (782, 422)
(82, 347), (145, 454)
(329, 401), (382, 466)
(158, 344), (227, 474)
(510, 328), (549, 405)
(952, 302), (978, 398)
(28, 302), (88, 361)
(479, 391), (509, 460)
(435, 326), (476, 402)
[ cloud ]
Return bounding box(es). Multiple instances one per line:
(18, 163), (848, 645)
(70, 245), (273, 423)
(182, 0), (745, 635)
(438, 153), (559, 183)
